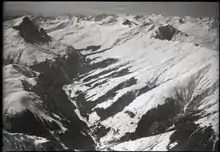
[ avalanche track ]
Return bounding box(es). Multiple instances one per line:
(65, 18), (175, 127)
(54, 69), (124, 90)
(3, 14), (219, 151)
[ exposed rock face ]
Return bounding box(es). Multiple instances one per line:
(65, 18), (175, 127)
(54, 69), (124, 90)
(4, 16), (82, 67)
(30, 51), (80, 84)
(179, 18), (185, 24)
(122, 19), (132, 26)
(152, 24), (189, 42)
(129, 96), (183, 140)
(153, 24), (181, 40)
(169, 112), (216, 151)
(13, 17), (51, 44)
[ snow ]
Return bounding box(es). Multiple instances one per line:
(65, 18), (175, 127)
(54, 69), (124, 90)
(4, 131), (50, 146)
(88, 112), (100, 125)
(4, 64), (68, 135)
(52, 113), (62, 120)
(4, 64), (41, 115)
(167, 141), (178, 149)
(63, 37), (217, 143)
(111, 131), (175, 151)
(34, 137), (49, 145)
(195, 89), (219, 133)
(64, 83), (89, 99)
(85, 73), (136, 101)
(4, 91), (40, 115)
(50, 13), (219, 149)
(4, 13), (219, 150)
(12, 16), (26, 27)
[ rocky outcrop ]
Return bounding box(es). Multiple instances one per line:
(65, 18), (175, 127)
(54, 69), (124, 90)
(152, 24), (188, 41)
(13, 17), (51, 44)
(122, 19), (132, 26)
(179, 18), (185, 24)
(128, 96), (184, 140)
(169, 112), (216, 151)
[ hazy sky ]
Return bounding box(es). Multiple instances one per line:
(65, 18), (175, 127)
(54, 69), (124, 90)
(4, 2), (219, 18)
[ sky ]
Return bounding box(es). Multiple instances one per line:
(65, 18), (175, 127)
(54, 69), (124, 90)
(4, 2), (219, 18)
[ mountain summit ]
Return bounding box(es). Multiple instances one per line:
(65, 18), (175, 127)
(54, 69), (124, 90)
(13, 17), (51, 44)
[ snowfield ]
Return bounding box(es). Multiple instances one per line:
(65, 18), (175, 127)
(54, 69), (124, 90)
(3, 13), (219, 151)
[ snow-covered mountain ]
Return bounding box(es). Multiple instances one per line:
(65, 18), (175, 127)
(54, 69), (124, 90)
(3, 13), (219, 151)
(3, 16), (95, 151)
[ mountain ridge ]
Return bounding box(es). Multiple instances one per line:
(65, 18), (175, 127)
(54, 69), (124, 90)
(3, 14), (219, 151)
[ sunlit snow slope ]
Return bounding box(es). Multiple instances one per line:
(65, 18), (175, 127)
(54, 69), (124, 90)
(45, 14), (219, 151)
(4, 13), (219, 151)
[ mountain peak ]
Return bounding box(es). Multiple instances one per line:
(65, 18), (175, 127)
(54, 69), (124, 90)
(152, 24), (188, 41)
(12, 16), (51, 44)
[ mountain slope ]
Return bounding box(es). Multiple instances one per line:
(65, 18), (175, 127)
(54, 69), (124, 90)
(3, 14), (219, 151)
(47, 14), (219, 151)
(3, 16), (96, 151)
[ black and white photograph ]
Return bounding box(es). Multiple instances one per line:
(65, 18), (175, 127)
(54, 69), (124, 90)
(3, 1), (219, 151)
